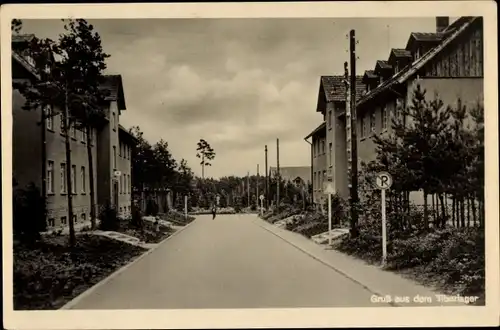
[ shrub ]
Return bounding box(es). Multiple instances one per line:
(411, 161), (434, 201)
(145, 199), (159, 216)
(99, 202), (119, 231)
(130, 204), (144, 230)
(13, 183), (47, 245)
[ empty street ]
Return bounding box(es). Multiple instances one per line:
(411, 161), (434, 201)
(65, 214), (385, 309)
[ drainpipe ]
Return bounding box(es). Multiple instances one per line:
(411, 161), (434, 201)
(304, 137), (313, 204)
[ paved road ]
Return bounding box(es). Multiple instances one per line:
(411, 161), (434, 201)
(68, 214), (389, 309)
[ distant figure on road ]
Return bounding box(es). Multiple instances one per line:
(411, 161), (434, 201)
(212, 206), (217, 220)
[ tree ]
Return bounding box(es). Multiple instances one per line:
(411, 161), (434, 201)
(60, 19), (110, 230)
(11, 19), (23, 33)
(196, 139), (215, 179)
(372, 85), (453, 229)
(152, 139), (178, 190)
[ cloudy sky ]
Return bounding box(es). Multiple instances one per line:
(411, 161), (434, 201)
(19, 17), (442, 178)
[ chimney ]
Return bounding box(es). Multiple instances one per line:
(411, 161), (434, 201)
(436, 17), (449, 33)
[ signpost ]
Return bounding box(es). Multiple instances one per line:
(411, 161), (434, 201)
(375, 171), (393, 266)
(259, 194), (264, 215)
(323, 180), (335, 246)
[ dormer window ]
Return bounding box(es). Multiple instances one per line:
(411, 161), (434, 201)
(414, 48), (421, 61)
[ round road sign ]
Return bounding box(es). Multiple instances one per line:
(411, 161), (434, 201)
(259, 194), (264, 201)
(375, 171), (393, 190)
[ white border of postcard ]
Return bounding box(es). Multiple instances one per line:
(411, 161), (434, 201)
(1, 1), (499, 329)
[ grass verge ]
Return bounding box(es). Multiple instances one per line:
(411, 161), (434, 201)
(13, 234), (147, 310)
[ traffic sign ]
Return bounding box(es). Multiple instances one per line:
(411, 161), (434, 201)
(259, 194), (264, 201)
(374, 171), (392, 266)
(113, 170), (121, 177)
(323, 181), (335, 195)
(375, 171), (392, 190)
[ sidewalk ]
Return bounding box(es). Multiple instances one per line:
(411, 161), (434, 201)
(254, 216), (470, 307)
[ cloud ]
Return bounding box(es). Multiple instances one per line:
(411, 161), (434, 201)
(18, 17), (440, 177)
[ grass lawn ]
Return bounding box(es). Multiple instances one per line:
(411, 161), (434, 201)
(13, 234), (147, 310)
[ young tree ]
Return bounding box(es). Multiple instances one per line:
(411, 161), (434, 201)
(373, 84), (453, 229)
(60, 19), (110, 230)
(196, 139), (215, 179)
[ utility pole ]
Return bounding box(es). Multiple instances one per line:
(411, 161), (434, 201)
(276, 138), (280, 213)
(256, 164), (260, 209)
(265, 145), (268, 210)
(349, 29), (359, 238)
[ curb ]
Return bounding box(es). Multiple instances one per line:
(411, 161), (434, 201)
(60, 218), (199, 310)
(252, 218), (400, 307)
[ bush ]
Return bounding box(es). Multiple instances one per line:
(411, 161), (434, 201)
(130, 204), (144, 230)
(99, 202), (119, 231)
(13, 234), (146, 310)
(145, 199), (159, 216)
(13, 183), (47, 245)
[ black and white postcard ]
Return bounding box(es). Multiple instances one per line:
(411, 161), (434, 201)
(1, 1), (498, 329)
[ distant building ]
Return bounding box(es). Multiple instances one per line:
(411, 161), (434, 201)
(306, 16), (483, 206)
(12, 34), (137, 229)
(269, 166), (311, 187)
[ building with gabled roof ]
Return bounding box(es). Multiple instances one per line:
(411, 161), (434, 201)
(12, 34), (137, 230)
(306, 16), (483, 207)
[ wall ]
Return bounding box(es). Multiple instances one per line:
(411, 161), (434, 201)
(96, 114), (111, 209)
(12, 88), (42, 191)
(311, 130), (327, 205)
(409, 77), (483, 115)
(334, 113), (349, 199)
(117, 136), (132, 217)
(45, 111), (98, 227)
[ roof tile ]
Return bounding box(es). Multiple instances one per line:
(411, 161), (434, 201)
(321, 75), (365, 102)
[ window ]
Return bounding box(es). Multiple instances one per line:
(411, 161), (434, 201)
(61, 216), (67, 225)
(71, 165), (76, 194)
(45, 106), (53, 130)
(129, 175), (132, 194)
(81, 127), (87, 143)
(328, 110), (332, 128)
(321, 140), (325, 154)
(329, 143), (333, 167)
(60, 114), (66, 135)
(113, 146), (117, 169)
(81, 213), (86, 223)
(112, 113), (116, 131)
(120, 176), (123, 194)
(81, 166), (86, 193)
(47, 161), (54, 194)
(382, 106), (388, 130)
(48, 218), (55, 227)
(71, 123), (77, 139)
(361, 115), (366, 138)
(370, 110), (376, 134)
(119, 143), (122, 157)
(60, 163), (67, 193)
(73, 215), (77, 224)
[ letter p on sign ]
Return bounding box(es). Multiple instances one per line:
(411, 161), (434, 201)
(375, 172), (393, 190)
